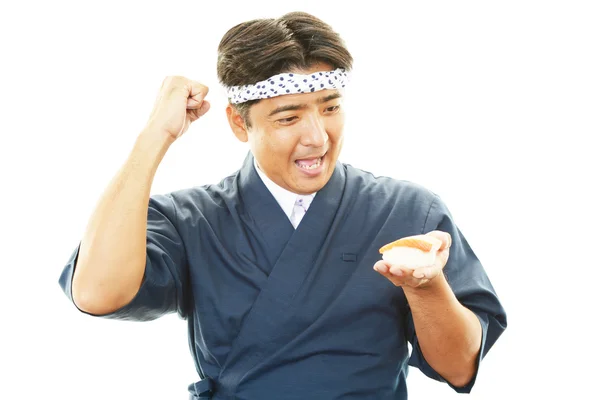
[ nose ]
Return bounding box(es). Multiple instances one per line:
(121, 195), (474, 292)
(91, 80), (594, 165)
(300, 114), (328, 148)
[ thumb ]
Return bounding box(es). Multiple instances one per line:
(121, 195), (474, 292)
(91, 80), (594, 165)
(425, 230), (452, 251)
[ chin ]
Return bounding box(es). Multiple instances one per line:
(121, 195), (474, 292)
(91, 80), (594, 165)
(296, 169), (333, 194)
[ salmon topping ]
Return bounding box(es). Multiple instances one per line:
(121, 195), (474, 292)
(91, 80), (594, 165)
(379, 234), (442, 254)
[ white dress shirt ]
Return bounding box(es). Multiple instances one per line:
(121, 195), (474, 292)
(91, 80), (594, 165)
(253, 158), (315, 228)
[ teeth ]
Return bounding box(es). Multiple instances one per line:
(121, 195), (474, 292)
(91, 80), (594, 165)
(297, 157), (322, 170)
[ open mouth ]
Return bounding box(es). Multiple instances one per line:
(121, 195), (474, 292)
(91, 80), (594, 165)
(295, 156), (323, 170)
(294, 152), (327, 171)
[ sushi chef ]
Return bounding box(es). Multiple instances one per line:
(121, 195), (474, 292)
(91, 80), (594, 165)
(58, 11), (507, 400)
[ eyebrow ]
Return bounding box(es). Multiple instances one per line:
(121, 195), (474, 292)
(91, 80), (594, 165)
(268, 92), (342, 117)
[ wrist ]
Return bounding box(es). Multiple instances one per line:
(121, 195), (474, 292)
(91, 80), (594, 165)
(402, 272), (450, 300)
(130, 129), (174, 171)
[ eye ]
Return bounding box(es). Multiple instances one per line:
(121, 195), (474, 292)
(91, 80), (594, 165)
(276, 116), (298, 125)
(325, 105), (340, 113)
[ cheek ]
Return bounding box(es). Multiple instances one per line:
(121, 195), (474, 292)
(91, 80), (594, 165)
(327, 115), (345, 141)
(274, 129), (303, 152)
(260, 131), (297, 163)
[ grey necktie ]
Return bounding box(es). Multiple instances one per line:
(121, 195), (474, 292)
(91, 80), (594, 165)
(290, 195), (310, 228)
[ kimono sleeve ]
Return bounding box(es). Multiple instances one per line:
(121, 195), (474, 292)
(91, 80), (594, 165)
(405, 194), (507, 393)
(58, 193), (189, 321)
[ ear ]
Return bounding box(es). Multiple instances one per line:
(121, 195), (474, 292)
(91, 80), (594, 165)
(226, 105), (249, 142)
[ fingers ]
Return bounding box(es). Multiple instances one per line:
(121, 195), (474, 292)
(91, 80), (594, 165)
(186, 82), (209, 109)
(196, 100), (211, 117)
(425, 230), (452, 250)
(436, 247), (450, 268)
(374, 232), (452, 289)
(189, 80), (209, 98)
(144, 76), (210, 140)
(374, 261), (420, 287)
(374, 262), (405, 287)
(412, 266), (437, 279)
(159, 76), (209, 108)
(373, 260), (390, 274)
(188, 101), (211, 122)
(374, 260), (442, 288)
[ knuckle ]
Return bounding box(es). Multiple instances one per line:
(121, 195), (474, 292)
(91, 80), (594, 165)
(194, 84), (209, 98)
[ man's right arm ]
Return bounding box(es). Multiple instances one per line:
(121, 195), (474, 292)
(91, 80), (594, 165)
(71, 76), (210, 315)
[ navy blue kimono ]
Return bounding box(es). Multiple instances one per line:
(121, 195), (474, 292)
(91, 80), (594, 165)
(59, 151), (507, 399)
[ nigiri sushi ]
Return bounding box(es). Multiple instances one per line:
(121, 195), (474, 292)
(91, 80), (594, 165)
(379, 234), (442, 268)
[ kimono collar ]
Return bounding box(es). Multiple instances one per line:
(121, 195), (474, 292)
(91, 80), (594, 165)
(252, 156), (316, 220)
(237, 150), (345, 241)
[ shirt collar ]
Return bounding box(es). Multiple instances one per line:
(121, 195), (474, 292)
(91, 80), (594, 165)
(253, 157), (316, 219)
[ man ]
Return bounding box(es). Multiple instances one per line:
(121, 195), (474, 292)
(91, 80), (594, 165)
(59, 11), (506, 399)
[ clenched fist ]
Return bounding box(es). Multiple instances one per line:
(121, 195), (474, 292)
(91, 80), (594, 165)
(145, 76), (210, 140)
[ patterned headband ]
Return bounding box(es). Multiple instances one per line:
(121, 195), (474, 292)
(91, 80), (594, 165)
(226, 68), (350, 104)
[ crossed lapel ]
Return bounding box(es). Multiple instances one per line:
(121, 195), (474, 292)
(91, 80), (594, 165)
(218, 151), (346, 395)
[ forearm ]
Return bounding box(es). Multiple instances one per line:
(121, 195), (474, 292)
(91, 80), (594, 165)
(72, 129), (174, 314)
(403, 274), (482, 387)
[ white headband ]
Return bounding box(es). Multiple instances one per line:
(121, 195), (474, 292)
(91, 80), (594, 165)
(226, 68), (350, 104)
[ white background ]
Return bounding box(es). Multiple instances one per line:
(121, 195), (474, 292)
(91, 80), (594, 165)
(1, 1), (599, 399)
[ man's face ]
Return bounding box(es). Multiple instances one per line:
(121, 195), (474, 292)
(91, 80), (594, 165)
(230, 63), (345, 195)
